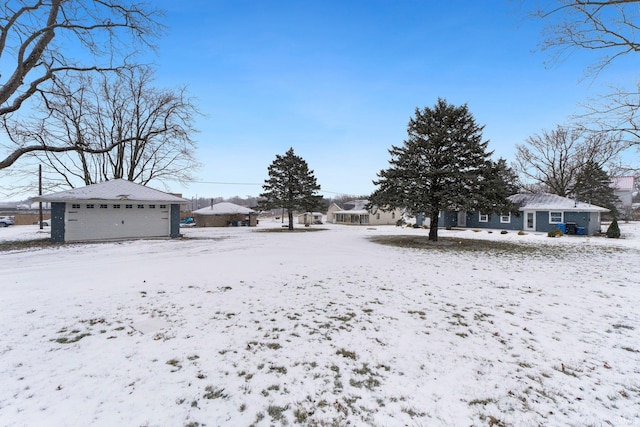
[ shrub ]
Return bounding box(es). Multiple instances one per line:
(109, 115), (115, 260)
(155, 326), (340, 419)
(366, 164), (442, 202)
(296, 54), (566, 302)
(517, 231), (526, 236)
(547, 228), (563, 238)
(422, 224), (429, 229)
(606, 219), (621, 238)
(500, 230), (508, 234)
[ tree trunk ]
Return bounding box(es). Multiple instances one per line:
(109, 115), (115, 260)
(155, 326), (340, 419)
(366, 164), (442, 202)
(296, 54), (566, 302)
(288, 209), (294, 231)
(428, 209), (439, 241)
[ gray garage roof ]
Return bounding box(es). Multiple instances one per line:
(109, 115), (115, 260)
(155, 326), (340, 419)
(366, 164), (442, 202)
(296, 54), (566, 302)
(193, 202), (255, 215)
(33, 179), (189, 203)
(509, 193), (608, 212)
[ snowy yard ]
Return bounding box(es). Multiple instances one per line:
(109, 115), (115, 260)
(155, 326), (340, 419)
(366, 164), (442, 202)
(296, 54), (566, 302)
(1, 221), (639, 426)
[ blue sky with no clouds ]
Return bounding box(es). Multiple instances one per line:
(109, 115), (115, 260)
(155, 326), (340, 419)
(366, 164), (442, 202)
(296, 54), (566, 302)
(3, 0), (638, 199)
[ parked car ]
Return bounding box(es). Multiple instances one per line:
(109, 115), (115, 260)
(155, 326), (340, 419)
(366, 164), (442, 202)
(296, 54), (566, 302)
(0, 216), (15, 227)
(180, 217), (195, 227)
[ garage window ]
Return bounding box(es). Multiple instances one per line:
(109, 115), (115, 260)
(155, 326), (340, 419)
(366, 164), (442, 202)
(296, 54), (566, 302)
(137, 204), (144, 209)
(100, 204), (107, 209)
(72, 204), (80, 209)
(125, 204), (133, 209)
(160, 204), (167, 209)
(113, 204), (121, 209)
(149, 204), (156, 209)
(86, 204), (95, 209)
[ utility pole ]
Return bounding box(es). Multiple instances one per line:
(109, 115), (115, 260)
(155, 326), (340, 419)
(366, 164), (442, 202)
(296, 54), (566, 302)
(39, 164), (43, 230)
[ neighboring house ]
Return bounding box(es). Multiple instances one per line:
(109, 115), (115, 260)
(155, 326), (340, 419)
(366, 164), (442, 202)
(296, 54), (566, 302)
(327, 200), (401, 226)
(438, 193), (608, 236)
(297, 212), (323, 225)
(611, 176), (635, 219)
(33, 179), (189, 243)
(192, 202), (257, 227)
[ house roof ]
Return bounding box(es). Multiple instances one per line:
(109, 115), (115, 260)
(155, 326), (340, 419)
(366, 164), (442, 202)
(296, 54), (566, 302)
(33, 179), (189, 204)
(193, 202), (255, 215)
(611, 176), (635, 191)
(333, 199), (370, 214)
(509, 193), (608, 212)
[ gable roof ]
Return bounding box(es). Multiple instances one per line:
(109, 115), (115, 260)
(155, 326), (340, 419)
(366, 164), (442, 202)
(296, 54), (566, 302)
(509, 193), (608, 212)
(193, 202), (255, 215)
(334, 199), (370, 214)
(33, 179), (189, 204)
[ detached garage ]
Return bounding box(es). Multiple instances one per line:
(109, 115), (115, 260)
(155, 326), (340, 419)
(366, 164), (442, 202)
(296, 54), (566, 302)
(33, 179), (189, 243)
(193, 202), (257, 227)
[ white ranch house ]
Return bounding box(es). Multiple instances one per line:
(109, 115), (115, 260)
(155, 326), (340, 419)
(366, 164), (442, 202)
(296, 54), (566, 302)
(327, 200), (401, 226)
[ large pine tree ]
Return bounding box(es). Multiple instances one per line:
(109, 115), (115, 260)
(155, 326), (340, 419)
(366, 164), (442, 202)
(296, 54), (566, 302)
(370, 98), (517, 241)
(260, 148), (322, 230)
(572, 160), (620, 217)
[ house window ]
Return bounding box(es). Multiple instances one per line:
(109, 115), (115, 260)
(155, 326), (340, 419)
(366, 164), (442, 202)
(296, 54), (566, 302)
(479, 213), (488, 222)
(113, 204), (121, 209)
(549, 211), (563, 224)
(500, 213), (511, 223)
(159, 204), (167, 209)
(392, 212), (395, 219)
(86, 204), (95, 209)
(376, 213), (380, 220)
(71, 204), (80, 209)
(99, 204), (107, 209)
(149, 204), (156, 209)
(137, 204), (144, 209)
(125, 204), (133, 209)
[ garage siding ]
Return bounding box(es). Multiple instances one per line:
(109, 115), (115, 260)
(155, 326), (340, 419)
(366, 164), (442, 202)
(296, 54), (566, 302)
(64, 203), (170, 241)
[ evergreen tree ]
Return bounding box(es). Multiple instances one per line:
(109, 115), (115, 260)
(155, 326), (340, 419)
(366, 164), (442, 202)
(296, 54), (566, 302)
(606, 218), (621, 238)
(369, 98), (517, 241)
(260, 148), (322, 230)
(572, 160), (620, 217)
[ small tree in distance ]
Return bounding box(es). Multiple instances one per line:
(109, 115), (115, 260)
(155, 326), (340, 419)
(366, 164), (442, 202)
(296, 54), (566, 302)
(260, 148), (322, 230)
(369, 98), (518, 241)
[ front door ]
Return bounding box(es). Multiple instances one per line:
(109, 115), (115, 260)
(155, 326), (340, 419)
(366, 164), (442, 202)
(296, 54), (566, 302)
(457, 211), (467, 227)
(524, 211), (535, 231)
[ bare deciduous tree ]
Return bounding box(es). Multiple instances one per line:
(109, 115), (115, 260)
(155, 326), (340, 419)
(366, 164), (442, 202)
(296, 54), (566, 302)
(535, 1), (640, 148)
(536, 0), (640, 75)
(9, 66), (200, 190)
(514, 125), (623, 196)
(0, 0), (163, 170)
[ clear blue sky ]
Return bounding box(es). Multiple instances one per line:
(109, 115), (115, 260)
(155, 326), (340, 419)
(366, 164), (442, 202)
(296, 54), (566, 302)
(5, 0), (639, 200)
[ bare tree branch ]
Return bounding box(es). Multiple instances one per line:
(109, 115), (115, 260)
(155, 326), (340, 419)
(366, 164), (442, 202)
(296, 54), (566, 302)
(0, 0), (164, 170)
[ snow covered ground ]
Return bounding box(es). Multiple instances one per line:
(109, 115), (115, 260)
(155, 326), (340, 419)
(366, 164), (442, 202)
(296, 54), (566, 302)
(1, 220), (639, 426)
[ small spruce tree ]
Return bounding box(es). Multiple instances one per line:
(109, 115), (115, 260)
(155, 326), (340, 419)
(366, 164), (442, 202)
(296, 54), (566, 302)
(259, 148), (322, 230)
(606, 219), (621, 238)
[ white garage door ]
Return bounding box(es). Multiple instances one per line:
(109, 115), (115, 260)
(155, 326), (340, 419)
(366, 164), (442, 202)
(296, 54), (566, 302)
(65, 203), (170, 241)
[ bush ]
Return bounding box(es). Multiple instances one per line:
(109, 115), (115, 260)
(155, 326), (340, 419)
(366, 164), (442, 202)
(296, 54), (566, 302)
(500, 230), (508, 234)
(517, 231), (526, 236)
(547, 228), (563, 238)
(606, 219), (621, 238)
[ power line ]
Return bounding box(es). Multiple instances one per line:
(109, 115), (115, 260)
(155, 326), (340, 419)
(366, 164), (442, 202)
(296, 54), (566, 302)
(188, 180), (357, 196)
